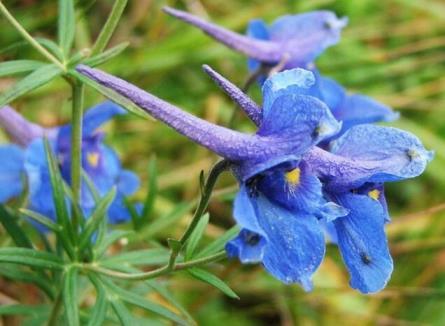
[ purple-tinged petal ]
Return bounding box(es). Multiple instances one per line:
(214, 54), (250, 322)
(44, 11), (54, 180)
(77, 65), (332, 179)
(246, 19), (270, 71)
(226, 229), (267, 264)
(0, 145), (24, 202)
(269, 12), (348, 67)
(202, 65), (262, 125)
(163, 7), (282, 63)
(333, 193), (393, 294)
(255, 193), (325, 291)
(304, 125), (433, 190)
(0, 106), (50, 146)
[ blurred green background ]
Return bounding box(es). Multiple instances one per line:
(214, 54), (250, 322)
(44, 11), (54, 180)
(1, 0), (445, 325)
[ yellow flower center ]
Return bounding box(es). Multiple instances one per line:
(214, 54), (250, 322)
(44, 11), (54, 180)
(368, 189), (380, 201)
(285, 168), (301, 186)
(87, 152), (100, 167)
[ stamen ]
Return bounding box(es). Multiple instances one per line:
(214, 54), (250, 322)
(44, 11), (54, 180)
(87, 152), (100, 167)
(285, 168), (301, 186)
(368, 189), (380, 201)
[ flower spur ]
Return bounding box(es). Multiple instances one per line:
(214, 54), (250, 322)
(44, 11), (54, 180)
(76, 64), (432, 293)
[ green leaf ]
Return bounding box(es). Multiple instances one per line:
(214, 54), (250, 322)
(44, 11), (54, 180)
(110, 299), (134, 326)
(0, 264), (54, 299)
(0, 247), (64, 270)
(35, 37), (65, 60)
(185, 213), (209, 260)
(195, 225), (239, 258)
(94, 230), (134, 259)
(19, 208), (61, 232)
(0, 205), (33, 249)
(70, 69), (153, 120)
(79, 187), (116, 250)
(141, 156), (158, 222)
(91, 0), (129, 56)
(100, 248), (170, 267)
(87, 275), (109, 326)
(188, 267), (239, 299)
(0, 60), (45, 77)
(102, 278), (187, 325)
(58, 0), (76, 56)
(44, 139), (76, 256)
(0, 304), (49, 316)
(63, 267), (79, 326)
(0, 64), (62, 107)
(85, 42), (129, 67)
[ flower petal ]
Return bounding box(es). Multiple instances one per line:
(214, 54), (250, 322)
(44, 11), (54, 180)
(0, 145), (24, 202)
(246, 19), (270, 71)
(333, 193), (393, 293)
(269, 12), (347, 67)
(226, 229), (267, 263)
(117, 170), (140, 196)
(255, 193), (325, 290)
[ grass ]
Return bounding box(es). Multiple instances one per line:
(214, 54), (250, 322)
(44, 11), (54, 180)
(1, 0), (445, 324)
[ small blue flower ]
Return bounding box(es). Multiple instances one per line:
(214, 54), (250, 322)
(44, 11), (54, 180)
(76, 64), (432, 293)
(0, 102), (140, 227)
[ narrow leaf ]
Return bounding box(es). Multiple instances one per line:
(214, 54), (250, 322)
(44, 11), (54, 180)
(58, 0), (76, 56)
(79, 187), (116, 250)
(0, 64), (62, 108)
(87, 275), (109, 326)
(0, 247), (64, 270)
(103, 279), (187, 325)
(0, 60), (45, 77)
(100, 248), (170, 267)
(188, 267), (239, 299)
(94, 230), (134, 259)
(185, 213), (209, 260)
(110, 300), (134, 326)
(141, 156), (157, 222)
(85, 42), (129, 67)
(63, 267), (79, 326)
(0, 304), (49, 316)
(20, 208), (61, 232)
(0, 205), (33, 249)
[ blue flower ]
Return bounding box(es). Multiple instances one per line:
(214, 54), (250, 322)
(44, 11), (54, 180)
(163, 7), (347, 71)
(0, 102), (139, 227)
(76, 64), (432, 293)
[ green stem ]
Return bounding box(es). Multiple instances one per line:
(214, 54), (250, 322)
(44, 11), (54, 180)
(85, 251), (227, 281)
(0, 2), (65, 71)
(70, 81), (85, 237)
(91, 0), (128, 56)
(47, 289), (63, 326)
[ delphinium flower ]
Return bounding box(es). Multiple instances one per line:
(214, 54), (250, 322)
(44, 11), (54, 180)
(0, 102), (139, 228)
(163, 7), (398, 141)
(76, 64), (432, 293)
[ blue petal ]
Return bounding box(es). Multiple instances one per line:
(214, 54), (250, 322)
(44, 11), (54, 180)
(226, 229), (267, 263)
(334, 94), (399, 133)
(247, 19), (270, 72)
(262, 68), (316, 112)
(318, 76), (346, 112)
(117, 170), (140, 196)
(107, 193), (132, 224)
(356, 182), (390, 222)
(255, 193), (325, 290)
(331, 125), (433, 185)
(0, 145), (25, 202)
(269, 12), (347, 67)
(232, 185), (263, 235)
(333, 193), (393, 293)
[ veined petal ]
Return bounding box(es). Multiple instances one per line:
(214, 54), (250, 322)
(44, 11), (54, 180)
(163, 7), (281, 63)
(333, 193), (393, 293)
(262, 68), (316, 112)
(0, 145), (25, 202)
(269, 12), (347, 67)
(255, 193), (325, 291)
(304, 125), (433, 190)
(77, 65), (333, 178)
(0, 106), (48, 146)
(202, 65), (262, 125)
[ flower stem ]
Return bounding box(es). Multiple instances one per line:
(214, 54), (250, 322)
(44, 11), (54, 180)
(70, 80), (85, 236)
(90, 0), (128, 56)
(0, 2), (65, 71)
(85, 251), (227, 281)
(47, 289), (63, 326)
